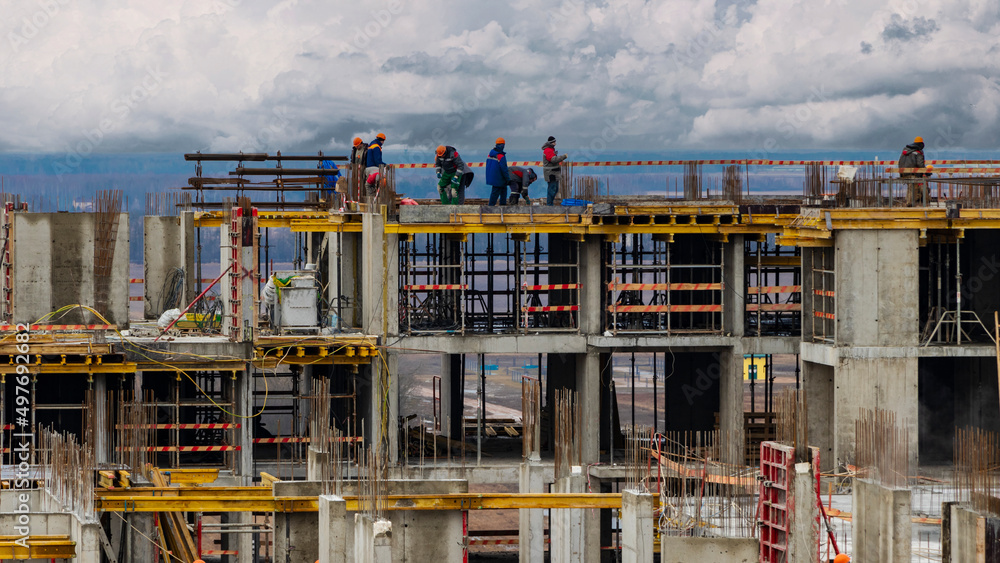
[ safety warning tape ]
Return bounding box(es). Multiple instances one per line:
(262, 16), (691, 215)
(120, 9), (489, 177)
(814, 311), (835, 320)
(522, 284), (581, 290)
(404, 284), (468, 291)
(746, 303), (802, 312)
(609, 304), (722, 313)
(119, 446), (241, 452)
(522, 306), (579, 312)
(747, 285), (802, 294)
(253, 436), (363, 444)
(608, 282), (721, 291)
(130, 296), (217, 301)
(201, 551), (238, 556)
(130, 278), (216, 284)
(0, 324), (117, 331)
(467, 538), (519, 546)
(813, 289), (835, 297)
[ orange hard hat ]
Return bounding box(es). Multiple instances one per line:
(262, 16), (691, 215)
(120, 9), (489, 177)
(436, 145), (447, 156)
(914, 136), (923, 143)
(352, 137), (362, 146)
(495, 137), (505, 145)
(376, 133), (386, 140)
(834, 554), (850, 563)
(927, 164), (934, 169)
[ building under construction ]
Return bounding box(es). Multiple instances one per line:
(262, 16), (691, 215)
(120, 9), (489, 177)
(1, 154), (1000, 562)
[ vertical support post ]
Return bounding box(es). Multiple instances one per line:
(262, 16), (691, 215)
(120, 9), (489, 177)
(318, 495), (348, 563)
(620, 490), (654, 563)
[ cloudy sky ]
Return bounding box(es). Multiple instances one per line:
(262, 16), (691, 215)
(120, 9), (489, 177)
(1, 0), (998, 158)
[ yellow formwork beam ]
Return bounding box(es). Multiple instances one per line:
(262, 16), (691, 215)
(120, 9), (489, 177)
(0, 536), (76, 559)
(95, 490), (631, 512)
(0, 363), (137, 375)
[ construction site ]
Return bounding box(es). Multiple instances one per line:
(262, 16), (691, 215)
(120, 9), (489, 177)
(2, 153), (1000, 562)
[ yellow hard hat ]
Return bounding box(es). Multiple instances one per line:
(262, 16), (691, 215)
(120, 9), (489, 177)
(914, 136), (923, 143)
(926, 164), (934, 169)
(436, 145), (446, 156)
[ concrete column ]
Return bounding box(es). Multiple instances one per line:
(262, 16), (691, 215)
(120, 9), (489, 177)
(723, 234), (745, 336)
(92, 374), (109, 465)
(574, 351), (600, 464)
(125, 512), (155, 562)
(852, 479), (911, 563)
(143, 214), (195, 318)
(802, 360), (835, 471)
(787, 462), (819, 563)
(76, 520), (103, 563)
(273, 481), (321, 563)
(519, 460), (546, 563)
(328, 231), (360, 329)
(550, 471), (587, 563)
(947, 503), (986, 563)
(354, 515), (392, 563)
(318, 495), (348, 563)
(621, 490), (654, 563)
(718, 347), (744, 464)
(233, 367), (255, 563)
(578, 235), (603, 334)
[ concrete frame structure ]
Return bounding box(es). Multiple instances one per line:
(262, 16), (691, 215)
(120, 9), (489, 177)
(5, 161), (1000, 560)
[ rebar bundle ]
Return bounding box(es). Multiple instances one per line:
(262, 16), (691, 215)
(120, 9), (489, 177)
(93, 189), (122, 316)
(803, 163), (827, 200)
(655, 430), (757, 538)
(683, 162), (703, 200)
(145, 192), (188, 216)
(572, 176), (606, 202)
(855, 408), (910, 489)
(521, 377), (540, 459)
(954, 426), (1000, 516)
(554, 388), (581, 480)
(39, 424), (95, 521)
(722, 165), (743, 203)
(624, 424), (652, 491)
(357, 445), (387, 521)
(774, 388), (809, 461)
(115, 391), (156, 474)
(309, 377), (344, 495)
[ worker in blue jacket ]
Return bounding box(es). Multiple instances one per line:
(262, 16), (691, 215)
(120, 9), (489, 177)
(485, 137), (511, 206)
(364, 133), (387, 199)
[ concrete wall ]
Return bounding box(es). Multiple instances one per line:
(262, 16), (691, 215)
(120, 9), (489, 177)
(948, 504), (986, 563)
(835, 229), (919, 346)
(803, 361), (835, 470)
(852, 479), (911, 563)
(143, 213), (195, 319)
(620, 490), (654, 563)
(13, 212), (129, 326)
(656, 537), (758, 563)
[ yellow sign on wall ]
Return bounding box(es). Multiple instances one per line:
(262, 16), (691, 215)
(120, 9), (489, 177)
(743, 354), (768, 380)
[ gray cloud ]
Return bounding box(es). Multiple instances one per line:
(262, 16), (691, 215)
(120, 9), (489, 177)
(882, 15), (940, 42)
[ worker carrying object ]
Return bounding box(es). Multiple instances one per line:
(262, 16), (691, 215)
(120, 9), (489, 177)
(542, 136), (568, 205)
(506, 166), (537, 205)
(434, 145), (473, 205)
(486, 137), (511, 206)
(898, 136), (931, 206)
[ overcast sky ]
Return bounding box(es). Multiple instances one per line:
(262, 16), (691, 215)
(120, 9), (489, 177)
(1, 0), (998, 159)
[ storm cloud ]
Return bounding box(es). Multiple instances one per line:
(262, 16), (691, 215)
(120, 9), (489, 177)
(0, 0), (998, 156)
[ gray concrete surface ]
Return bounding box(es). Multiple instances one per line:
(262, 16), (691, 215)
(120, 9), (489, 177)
(620, 490), (654, 563)
(852, 479), (911, 563)
(143, 213), (195, 319)
(656, 537), (759, 563)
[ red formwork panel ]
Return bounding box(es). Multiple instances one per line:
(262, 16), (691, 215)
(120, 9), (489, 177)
(758, 441), (819, 563)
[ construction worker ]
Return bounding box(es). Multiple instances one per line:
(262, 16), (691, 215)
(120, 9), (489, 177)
(506, 166), (537, 205)
(486, 137), (511, 206)
(898, 136), (931, 205)
(434, 145), (466, 204)
(365, 133), (387, 200)
(350, 137), (366, 166)
(319, 159), (340, 206)
(542, 135), (568, 205)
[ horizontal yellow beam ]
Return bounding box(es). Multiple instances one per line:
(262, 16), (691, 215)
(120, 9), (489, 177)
(0, 363), (137, 375)
(95, 490), (629, 512)
(0, 536), (76, 558)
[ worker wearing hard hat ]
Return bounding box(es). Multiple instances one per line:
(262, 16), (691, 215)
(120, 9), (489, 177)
(434, 145), (468, 205)
(364, 133), (388, 201)
(897, 136), (927, 178)
(486, 137), (511, 206)
(898, 136), (931, 206)
(350, 137), (366, 166)
(542, 135), (568, 205)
